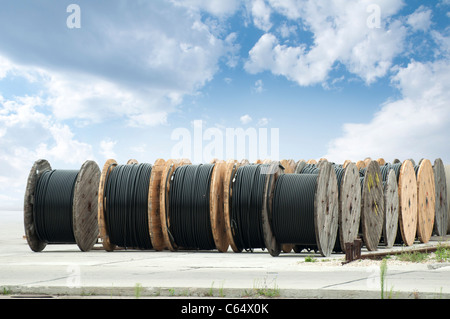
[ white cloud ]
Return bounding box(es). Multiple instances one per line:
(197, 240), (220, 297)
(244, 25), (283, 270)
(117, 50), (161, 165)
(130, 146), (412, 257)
(253, 79), (264, 93)
(245, 0), (407, 86)
(100, 140), (117, 159)
(240, 114), (253, 124)
(257, 117), (269, 126)
(250, 0), (273, 32)
(325, 58), (450, 163)
(171, 0), (241, 17)
(407, 6), (433, 32)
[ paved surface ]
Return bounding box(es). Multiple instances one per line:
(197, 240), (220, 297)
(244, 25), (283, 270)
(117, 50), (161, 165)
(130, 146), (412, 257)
(1, 210), (450, 299)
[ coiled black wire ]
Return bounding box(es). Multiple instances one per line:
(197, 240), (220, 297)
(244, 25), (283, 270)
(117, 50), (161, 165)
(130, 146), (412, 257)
(272, 173), (318, 247)
(104, 163), (153, 249)
(168, 164), (216, 250)
(33, 170), (79, 244)
(230, 164), (269, 251)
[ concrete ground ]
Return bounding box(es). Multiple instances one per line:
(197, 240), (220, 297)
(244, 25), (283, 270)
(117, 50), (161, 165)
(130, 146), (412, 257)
(1, 210), (450, 300)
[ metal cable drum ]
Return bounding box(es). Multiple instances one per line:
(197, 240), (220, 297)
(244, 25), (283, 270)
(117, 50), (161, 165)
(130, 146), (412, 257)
(24, 159), (100, 252)
(102, 162), (154, 250)
(167, 164), (216, 251)
(272, 161), (339, 257)
(296, 161), (360, 254)
(432, 159), (447, 236)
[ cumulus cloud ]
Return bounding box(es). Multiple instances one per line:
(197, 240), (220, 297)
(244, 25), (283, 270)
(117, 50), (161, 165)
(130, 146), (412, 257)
(407, 6), (433, 32)
(240, 114), (253, 124)
(250, 0), (273, 32)
(325, 58), (450, 163)
(0, 1), (238, 125)
(245, 0), (407, 86)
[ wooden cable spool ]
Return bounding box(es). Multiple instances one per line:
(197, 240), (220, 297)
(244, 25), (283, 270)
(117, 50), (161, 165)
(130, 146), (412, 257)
(337, 162), (361, 253)
(397, 160), (418, 246)
(209, 159), (230, 252)
(433, 159), (448, 236)
(223, 159), (241, 252)
(445, 164), (450, 235)
(159, 159), (192, 251)
(415, 159), (436, 243)
(360, 160), (384, 251)
(279, 159), (296, 253)
(383, 169), (399, 248)
(24, 159), (100, 252)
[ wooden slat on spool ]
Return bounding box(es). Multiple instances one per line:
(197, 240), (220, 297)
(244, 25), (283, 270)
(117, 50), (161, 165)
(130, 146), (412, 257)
(433, 159), (448, 236)
(415, 159), (436, 243)
(383, 169), (399, 248)
(356, 160), (366, 170)
(398, 160), (418, 246)
(307, 159), (317, 165)
(342, 160), (352, 169)
(159, 159), (191, 252)
(209, 160), (229, 252)
(360, 160), (384, 251)
(223, 159), (241, 252)
(314, 161), (339, 257)
(148, 158), (166, 251)
(98, 159), (118, 252)
(24, 159), (52, 252)
(294, 160), (307, 174)
(337, 162), (361, 253)
(261, 161), (284, 257)
(72, 160), (101, 252)
(377, 158), (386, 166)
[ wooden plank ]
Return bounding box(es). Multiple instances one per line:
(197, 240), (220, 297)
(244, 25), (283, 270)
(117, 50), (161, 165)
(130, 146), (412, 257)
(360, 160), (384, 251)
(279, 159), (295, 253)
(433, 159), (448, 236)
(415, 159), (436, 243)
(445, 165), (450, 235)
(72, 160), (101, 252)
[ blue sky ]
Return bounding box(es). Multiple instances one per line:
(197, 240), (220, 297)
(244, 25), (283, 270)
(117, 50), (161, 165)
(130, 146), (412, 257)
(0, 0), (449, 209)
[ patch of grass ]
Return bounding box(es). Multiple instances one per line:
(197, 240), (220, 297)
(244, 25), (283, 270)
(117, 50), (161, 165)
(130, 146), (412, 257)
(396, 250), (429, 263)
(135, 283), (142, 299)
(253, 277), (280, 298)
(1, 287), (11, 295)
(304, 256), (317, 263)
(435, 245), (450, 262)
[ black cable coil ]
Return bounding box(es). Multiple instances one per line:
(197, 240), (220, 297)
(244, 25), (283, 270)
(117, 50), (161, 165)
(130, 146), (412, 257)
(272, 173), (318, 247)
(168, 164), (216, 250)
(104, 163), (153, 249)
(230, 164), (270, 251)
(33, 170), (79, 244)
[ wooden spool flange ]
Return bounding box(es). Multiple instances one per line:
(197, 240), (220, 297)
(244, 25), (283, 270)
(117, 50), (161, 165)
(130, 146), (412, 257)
(383, 169), (399, 248)
(415, 159), (436, 243)
(397, 160), (418, 246)
(148, 158), (167, 251)
(261, 161), (284, 257)
(445, 165), (450, 235)
(159, 159), (191, 251)
(24, 159), (100, 252)
(279, 159), (296, 253)
(209, 160), (230, 252)
(314, 161), (339, 257)
(433, 159), (448, 236)
(223, 160), (241, 253)
(98, 159), (118, 252)
(360, 160), (384, 251)
(24, 159), (52, 252)
(337, 162), (361, 253)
